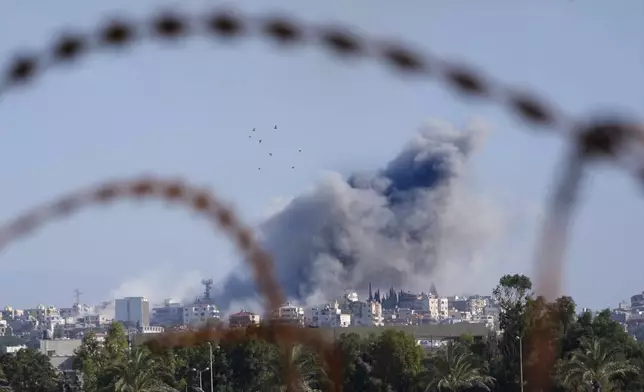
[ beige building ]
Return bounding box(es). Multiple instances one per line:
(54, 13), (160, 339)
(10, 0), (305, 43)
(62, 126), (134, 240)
(228, 311), (261, 328)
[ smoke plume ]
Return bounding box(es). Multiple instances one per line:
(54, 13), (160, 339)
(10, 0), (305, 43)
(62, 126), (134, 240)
(215, 119), (511, 312)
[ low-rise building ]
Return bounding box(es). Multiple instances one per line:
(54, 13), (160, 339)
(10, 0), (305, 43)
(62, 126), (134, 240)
(272, 303), (305, 326)
(229, 311), (261, 328)
(307, 301), (351, 328)
(342, 292), (384, 327)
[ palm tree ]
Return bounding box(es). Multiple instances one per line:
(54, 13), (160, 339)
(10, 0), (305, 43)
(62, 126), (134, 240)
(263, 344), (326, 392)
(423, 341), (495, 392)
(0, 365), (14, 392)
(557, 337), (636, 392)
(102, 348), (179, 392)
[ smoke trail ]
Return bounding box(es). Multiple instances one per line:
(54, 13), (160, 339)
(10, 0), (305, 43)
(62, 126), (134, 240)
(215, 119), (510, 312)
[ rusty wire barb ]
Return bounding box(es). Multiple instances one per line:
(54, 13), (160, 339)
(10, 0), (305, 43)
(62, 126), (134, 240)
(1, 6), (643, 392)
(0, 176), (342, 390)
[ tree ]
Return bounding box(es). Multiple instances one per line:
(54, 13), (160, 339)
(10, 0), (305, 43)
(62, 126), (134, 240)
(172, 343), (234, 392)
(105, 347), (179, 392)
(0, 348), (60, 392)
(219, 331), (274, 391)
(264, 344), (326, 391)
(73, 331), (104, 392)
(490, 274), (533, 392)
(0, 365), (13, 392)
(335, 333), (385, 392)
(102, 322), (129, 366)
(369, 329), (424, 391)
(493, 274), (532, 338)
(423, 341), (494, 392)
(557, 337), (636, 391)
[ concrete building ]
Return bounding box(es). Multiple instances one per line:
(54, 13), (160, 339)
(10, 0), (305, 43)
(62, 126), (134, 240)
(115, 297), (150, 327)
(182, 278), (222, 327)
(1, 345), (26, 354)
(229, 311), (261, 328)
(183, 303), (220, 326)
(341, 292), (384, 327)
(272, 303), (305, 326)
(631, 292), (644, 313)
(39, 339), (83, 372)
(307, 301), (351, 328)
(151, 299), (184, 327)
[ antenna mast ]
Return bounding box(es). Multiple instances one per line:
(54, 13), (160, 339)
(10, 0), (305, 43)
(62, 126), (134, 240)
(73, 288), (83, 306)
(201, 278), (213, 301)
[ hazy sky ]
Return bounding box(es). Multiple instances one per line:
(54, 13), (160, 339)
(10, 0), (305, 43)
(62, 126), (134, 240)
(0, 0), (642, 311)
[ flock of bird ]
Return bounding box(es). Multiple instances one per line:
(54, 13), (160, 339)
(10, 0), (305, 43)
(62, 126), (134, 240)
(249, 125), (302, 171)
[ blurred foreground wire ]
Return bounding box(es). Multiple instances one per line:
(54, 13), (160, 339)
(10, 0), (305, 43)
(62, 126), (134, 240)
(1, 6), (643, 392)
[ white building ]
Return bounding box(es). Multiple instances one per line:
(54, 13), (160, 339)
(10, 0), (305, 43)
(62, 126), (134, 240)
(307, 301), (351, 328)
(115, 297), (150, 327)
(429, 296), (449, 320)
(272, 303), (305, 326)
(342, 292), (384, 327)
(471, 314), (496, 330)
(183, 303), (220, 326)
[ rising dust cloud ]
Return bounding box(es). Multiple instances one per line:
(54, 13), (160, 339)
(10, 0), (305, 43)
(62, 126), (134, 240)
(212, 119), (522, 314)
(110, 119), (529, 315)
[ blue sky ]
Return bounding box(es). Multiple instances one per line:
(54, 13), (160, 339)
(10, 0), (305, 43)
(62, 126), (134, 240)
(0, 0), (642, 311)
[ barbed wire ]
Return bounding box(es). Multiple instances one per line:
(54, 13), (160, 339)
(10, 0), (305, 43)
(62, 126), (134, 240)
(1, 6), (643, 392)
(0, 175), (341, 390)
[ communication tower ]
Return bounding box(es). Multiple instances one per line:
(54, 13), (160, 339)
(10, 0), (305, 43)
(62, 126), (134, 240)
(201, 278), (214, 301)
(73, 288), (83, 306)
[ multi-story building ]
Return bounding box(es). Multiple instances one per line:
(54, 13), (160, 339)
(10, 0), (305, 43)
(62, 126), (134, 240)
(115, 297), (150, 327)
(631, 292), (644, 313)
(342, 292), (384, 327)
(182, 279), (222, 327)
(429, 296), (449, 320)
(229, 311), (261, 328)
(151, 299), (184, 327)
(183, 302), (221, 326)
(307, 301), (351, 328)
(1, 306), (23, 320)
(272, 303), (305, 326)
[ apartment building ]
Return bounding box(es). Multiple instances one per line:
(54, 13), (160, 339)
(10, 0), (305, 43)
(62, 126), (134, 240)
(272, 303), (305, 326)
(307, 301), (351, 328)
(228, 311), (261, 328)
(115, 297), (150, 327)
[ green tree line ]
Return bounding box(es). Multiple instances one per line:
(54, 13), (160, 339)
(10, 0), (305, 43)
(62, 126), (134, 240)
(2, 274), (644, 391)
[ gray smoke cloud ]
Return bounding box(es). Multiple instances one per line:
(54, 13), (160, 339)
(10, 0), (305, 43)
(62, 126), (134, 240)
(215, 119), (511, 312)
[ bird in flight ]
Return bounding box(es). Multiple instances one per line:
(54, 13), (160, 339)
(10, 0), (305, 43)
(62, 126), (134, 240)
(252, 128), (256, 132)
(274, 125), (278, 130)
(259, 139), (262, 144)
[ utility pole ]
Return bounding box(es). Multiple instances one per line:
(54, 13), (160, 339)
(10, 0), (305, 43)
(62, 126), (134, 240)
(208, 342), (214, 392)
(518, 336), (524, 392)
